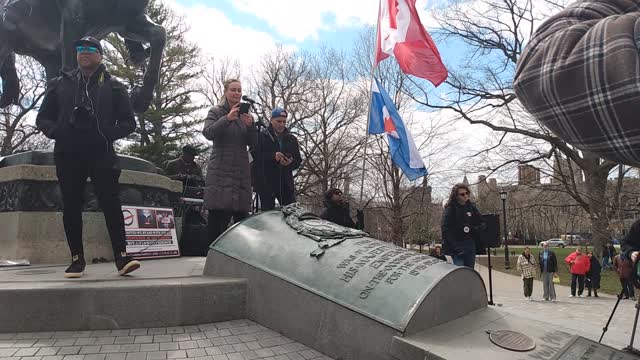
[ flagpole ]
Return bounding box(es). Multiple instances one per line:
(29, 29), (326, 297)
(358, 0), (383, 207)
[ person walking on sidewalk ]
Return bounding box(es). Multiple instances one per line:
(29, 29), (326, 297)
(516, 247), (537, 300)
(565, 247), (590, 297)
(586, 250), (601, 297)
(538, 241), (558, 301)
(614, 254), (636, 300)
(36, 37), (140, 278)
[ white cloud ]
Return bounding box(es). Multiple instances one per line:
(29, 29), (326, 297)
(228, 0), (378, 42)
(163, 0), (289, 69)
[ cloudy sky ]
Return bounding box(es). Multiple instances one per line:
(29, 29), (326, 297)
(168, 0), (452, 66)
(165, 0), (530, 197)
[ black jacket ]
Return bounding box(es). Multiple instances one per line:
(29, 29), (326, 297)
(36, 64), (136, 153)
(251, 125), (301, 196)
(586, 256), (602, 289)
(441, 201), (485, 255)
(319, 201), (363, 230)
(538, 250), (558, 273)
(622, 218), (640, 258)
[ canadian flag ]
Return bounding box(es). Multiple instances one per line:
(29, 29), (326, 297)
(375, 0), (448, 86)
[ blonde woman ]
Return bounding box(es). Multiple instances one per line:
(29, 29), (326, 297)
(202, 79), (256, 243)
(517, 247), (537, 300)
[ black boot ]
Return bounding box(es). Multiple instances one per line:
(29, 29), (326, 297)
(64, 254), (86, 278)
(587, 289), (591, 297)
(115, 252), (141, 276)
(594, 290), (598, 298)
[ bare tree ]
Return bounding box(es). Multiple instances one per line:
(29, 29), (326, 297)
(351, 28), (456, 246)
(200, 56), (241, 107)
(293, 47), (367, 207)
(407, 0), (615, 255)
(0, 56), (48, 155)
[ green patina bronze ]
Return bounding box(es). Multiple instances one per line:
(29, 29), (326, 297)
(281, 203), (368, 257)
(210, 204), (479, 332)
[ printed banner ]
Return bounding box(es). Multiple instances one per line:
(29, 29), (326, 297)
(122, 206), (180, 259)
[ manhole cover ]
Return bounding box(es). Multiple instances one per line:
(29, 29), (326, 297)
(488, 330), (536, 352)
(15, 269), (57, 275)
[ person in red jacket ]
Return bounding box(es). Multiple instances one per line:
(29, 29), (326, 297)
(565, 247), (591, 297)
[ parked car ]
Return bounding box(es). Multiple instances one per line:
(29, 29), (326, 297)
(540, 238), (566, 248)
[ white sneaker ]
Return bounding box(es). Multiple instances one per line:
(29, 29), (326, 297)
(578, 294), (583, 298)
(569, 295), (575, 298)
(551, 299), (556, 302)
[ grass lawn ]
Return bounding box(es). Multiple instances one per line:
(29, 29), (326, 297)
(477, 246), (623, 295)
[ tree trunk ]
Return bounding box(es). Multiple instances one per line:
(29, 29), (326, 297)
(391, 166), (403, 246)
(583, 163), (610, 258)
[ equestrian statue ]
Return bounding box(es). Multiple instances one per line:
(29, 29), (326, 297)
(0, 0), (165, 113)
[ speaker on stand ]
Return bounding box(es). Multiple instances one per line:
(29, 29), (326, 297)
(482, 214), (501, 306)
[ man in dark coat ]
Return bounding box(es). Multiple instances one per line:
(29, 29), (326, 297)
(251, 108), (301, 210)
(538, 242), (558, 301)
(36, 36), (139, 278)
(319, 188), (364, 230)
(165, 145), (203, 186)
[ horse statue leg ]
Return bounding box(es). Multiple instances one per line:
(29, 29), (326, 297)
(58, 0), (85, 71)
(124, 39), (148, 67)
(121, 13), (165, 114)
(0, 51), (19, 108)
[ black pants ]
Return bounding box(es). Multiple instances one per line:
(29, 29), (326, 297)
(523, 277), (534, 297)
(55, 152), (127, 259)
(571, 274), (585, 296)
(620, 279), (636, 298)
(207, 210), (248, 243)
(258, 188), (295, 211)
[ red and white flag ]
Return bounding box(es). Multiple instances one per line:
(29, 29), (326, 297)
(375, 0), (448, 86)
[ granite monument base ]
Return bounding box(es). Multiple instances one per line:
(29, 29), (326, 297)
(0, 152), (182, 264)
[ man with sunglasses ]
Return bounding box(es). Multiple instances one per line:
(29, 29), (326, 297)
(319, 188), (364, 230)
(36, 36), (139, 278)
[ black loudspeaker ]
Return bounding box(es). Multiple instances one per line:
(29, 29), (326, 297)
(179, 224), (210, 256)
(482, 213), (501, 249)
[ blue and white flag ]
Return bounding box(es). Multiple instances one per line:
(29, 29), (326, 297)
(369, 78), (427, 181)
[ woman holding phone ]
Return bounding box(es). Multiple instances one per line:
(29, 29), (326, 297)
(202, 78), (256, 244)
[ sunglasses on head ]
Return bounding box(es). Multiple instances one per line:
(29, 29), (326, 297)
(76, 46), (99, 54)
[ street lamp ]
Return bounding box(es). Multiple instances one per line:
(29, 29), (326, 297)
(500, 191), (511, 269)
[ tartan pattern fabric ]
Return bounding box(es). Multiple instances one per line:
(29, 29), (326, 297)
(513, 0), (640, 166)
(517, 254), (538, 279)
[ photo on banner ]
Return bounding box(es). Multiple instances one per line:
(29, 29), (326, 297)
(122, 206), (180, 259)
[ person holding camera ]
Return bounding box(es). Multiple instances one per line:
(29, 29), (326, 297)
(319, 188), (364, 230)
(36, 36), (139, 278)
(251, 108), (301, 211)
(202, 79), (256, 242)
(441, 183), (485, 269)
(165, 145), (203, 186)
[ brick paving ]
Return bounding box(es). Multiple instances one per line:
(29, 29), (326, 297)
(0, 320), (333, 360)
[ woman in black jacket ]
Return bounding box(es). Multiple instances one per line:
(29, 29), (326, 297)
(586, 251), (601, 297)
(441, 184), (485, 268)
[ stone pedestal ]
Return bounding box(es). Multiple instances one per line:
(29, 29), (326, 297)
(0, 151), (182, 264)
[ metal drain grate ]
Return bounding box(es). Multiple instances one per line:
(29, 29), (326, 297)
(487, 330), (536, 352)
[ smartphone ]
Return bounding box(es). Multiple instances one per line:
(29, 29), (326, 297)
(239, 102), (251, 115)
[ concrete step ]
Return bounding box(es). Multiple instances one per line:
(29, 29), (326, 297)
(0, 258), (247, 332)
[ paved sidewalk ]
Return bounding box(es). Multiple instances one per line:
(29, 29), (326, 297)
(475, 263), (638, 350)
(0, 320), (333, 360)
